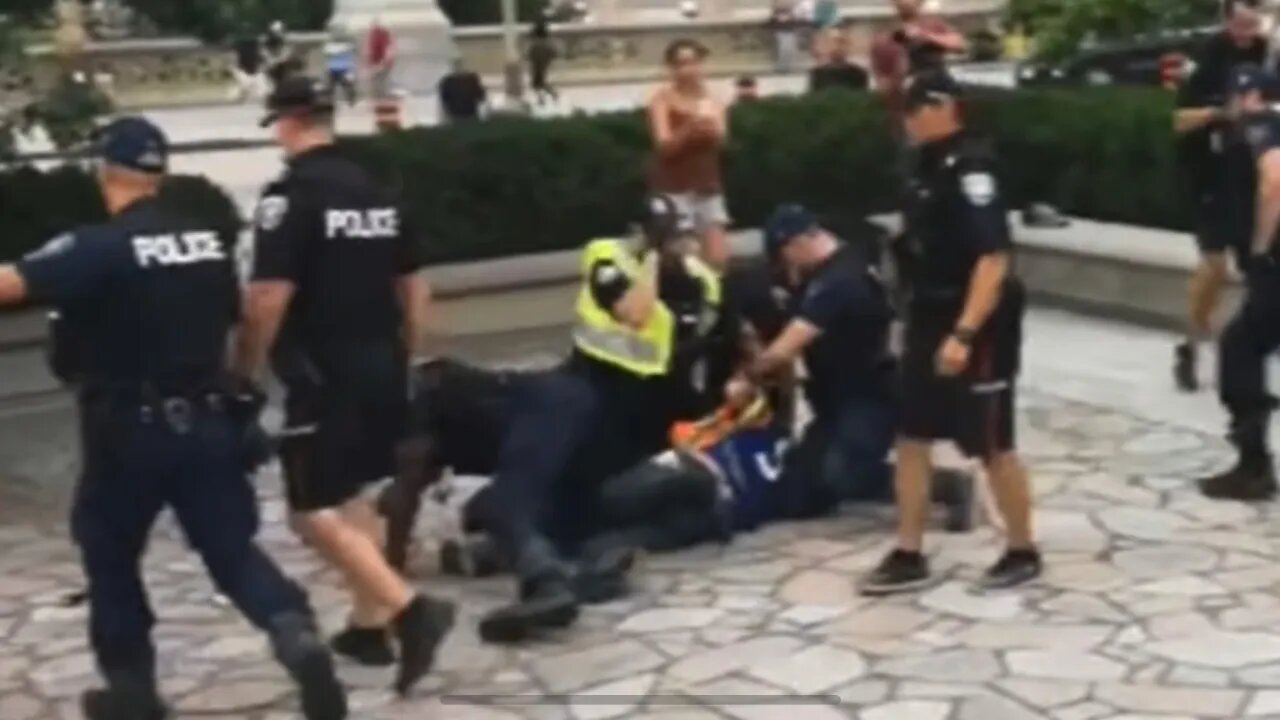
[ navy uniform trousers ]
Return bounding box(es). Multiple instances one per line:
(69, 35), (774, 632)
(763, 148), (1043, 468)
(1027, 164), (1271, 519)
(1219, 268), (1280, 452)
(73, 395), (311, 677)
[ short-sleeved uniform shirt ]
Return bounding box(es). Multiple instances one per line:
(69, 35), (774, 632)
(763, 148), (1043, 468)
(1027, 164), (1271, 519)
(1177, 33), (1269, 201)
(792, 244), (894, 420)
(17, 198), (237, 394)
(1229, 110), (1280, 259)
(252, 144), (424, 398)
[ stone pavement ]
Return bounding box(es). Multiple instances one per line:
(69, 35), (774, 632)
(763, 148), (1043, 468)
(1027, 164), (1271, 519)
(7, 309), (1280, 719)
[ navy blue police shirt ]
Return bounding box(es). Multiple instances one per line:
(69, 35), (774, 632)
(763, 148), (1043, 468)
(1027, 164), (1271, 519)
(16, 197), (237, 393)
(1235, 110), (1280, 259)
(1177, 33), (1269, 198)
(252, 145), (425, 394)
(903, 131), (1016, 320)
(793, 244), (893, 419)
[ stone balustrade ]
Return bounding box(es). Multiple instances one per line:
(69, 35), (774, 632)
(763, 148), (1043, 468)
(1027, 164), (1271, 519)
(454, 0), (1003, 85)
(0, 34), (327, 110)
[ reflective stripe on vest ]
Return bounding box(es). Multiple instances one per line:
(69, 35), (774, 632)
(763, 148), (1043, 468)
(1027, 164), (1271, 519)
(572, 239), (720, 377)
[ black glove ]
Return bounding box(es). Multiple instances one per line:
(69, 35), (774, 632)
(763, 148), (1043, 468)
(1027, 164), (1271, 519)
(228, 378), (271, 473)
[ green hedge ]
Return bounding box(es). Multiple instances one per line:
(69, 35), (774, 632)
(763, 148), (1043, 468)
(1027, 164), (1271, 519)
(0, 166), (241, 262)
(0, 87), (1183, 266)
(340, 86), (1183, 264)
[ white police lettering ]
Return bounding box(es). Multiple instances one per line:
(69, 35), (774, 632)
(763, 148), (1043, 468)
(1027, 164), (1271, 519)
(961, 172), (997, 207)
(132, 231), (226, 268)
(324, 208), (400, 239)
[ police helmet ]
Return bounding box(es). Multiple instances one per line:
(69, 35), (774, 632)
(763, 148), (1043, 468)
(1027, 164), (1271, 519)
(642, 194), (695, 246)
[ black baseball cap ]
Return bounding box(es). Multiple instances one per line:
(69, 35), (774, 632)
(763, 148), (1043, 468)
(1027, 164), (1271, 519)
(260, 75), (335, 127)
(94, 117), (169, 174)
(764, 204), (819, 260)
(903, 69), (964, 113)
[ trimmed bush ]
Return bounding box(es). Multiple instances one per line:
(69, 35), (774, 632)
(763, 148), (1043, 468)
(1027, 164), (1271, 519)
(1, 87), (1183, 265)
(0, 166), (242, 262)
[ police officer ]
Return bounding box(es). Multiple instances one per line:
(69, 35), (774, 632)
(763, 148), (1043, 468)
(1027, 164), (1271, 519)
(1173, 0), (1268, 391)
(233, 76), (454, 688)
(737, 204), (972, 527)
(861, 71), (1039, 596)
(0, 118), (346, 720)
(1199, 65), (1280, 501)
(475, 194), (723, 642)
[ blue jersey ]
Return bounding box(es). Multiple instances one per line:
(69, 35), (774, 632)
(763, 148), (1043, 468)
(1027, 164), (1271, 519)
(705, 426), (788, 531)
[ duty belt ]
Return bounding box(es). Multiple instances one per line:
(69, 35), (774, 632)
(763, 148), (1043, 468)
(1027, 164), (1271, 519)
(138, 394), (225, 434)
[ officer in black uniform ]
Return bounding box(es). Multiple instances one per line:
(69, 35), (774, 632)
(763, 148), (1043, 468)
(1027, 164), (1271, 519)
(1199, 65), (1280, 501)
(0, 118), (346, 720)
(861, 71), (1040, 596)
(234, 77), (454, 689)
(1173, 0), (1268, 391)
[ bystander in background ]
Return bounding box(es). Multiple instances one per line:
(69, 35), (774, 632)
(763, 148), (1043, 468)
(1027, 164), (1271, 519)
(648, 39), (731, 269)
(529, 19), (560, 107)
(367, 18), (396, 101)
(809, 25), (869, 93)
(438, 59), (488, 123)
(768, 1), (802, 73)
(231, 30), (264, 102)
(262, 20), (295, 90)
(324, 23), (359, 106)
(734, 75), (760, 103)
(870, 0), (966, 117)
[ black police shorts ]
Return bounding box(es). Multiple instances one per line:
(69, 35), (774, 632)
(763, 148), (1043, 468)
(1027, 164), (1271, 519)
(279, 388), (406, 513)
(1192, 193), (1243, 258)
(900, 291), (1024, 461)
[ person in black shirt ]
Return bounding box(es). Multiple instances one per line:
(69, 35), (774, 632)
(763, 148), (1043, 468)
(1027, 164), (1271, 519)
(1173, 0), (1268, 392)
(809, 27), (870, 94)
(1199, 66), (1280, 501)
(437, 59), (488, 123)
(235, 76), (454, 692)
(529, 19), (560, 106)
(0, 118), (347, 720)
(862, 70), (1039, 596)
(232, 32), (264, 102)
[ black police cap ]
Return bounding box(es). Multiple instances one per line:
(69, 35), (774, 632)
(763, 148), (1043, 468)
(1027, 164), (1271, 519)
(94, 117), (169, 175)
(260, 75), (335, 127)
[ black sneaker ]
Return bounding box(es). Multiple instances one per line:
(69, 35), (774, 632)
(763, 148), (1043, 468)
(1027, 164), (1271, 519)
(932, 468), (975, 533)
(978, 547), (1043, 590)
(394, 595), (457, 697)
(478, 576), (580, 644)
(860, 549), (933, 596)
(1199, 460), (1278, 501)
(81, 689), (169, 720)
(1174, 342), (1199, 392)
(293, 641), (348, 720)
(330, 625), (395, 667)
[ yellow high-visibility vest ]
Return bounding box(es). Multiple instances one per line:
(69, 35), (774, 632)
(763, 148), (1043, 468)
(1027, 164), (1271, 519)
(573, 238), (720, 377)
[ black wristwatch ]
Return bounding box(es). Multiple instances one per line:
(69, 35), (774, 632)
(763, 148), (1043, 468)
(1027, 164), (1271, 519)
(951, 327), (977, 346)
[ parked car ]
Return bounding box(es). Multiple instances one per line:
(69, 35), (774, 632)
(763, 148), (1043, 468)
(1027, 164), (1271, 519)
(1016, 27), (1216, 88)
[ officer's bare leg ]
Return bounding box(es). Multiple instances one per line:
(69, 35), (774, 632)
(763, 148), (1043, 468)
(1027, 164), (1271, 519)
(340, 496), (395, 628)
(893, 439), (934, 552)
(702, 223), (731, 271)
(1188, 252), (1229, 342)
(295, 509), (414, 613)
(983, 451), (1034, 549)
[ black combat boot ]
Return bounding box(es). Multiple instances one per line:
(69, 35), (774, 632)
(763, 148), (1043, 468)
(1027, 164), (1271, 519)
(393, 594), (457, 696)
(440, 535), (509, 578)
(572, 539), (641, 605)
(268, 613), (348, 720)
(330, 624), (395, 667)
(479, 537), (579, 644)
(1200, 413), (1278, 501)
(80, 666), (168, 720)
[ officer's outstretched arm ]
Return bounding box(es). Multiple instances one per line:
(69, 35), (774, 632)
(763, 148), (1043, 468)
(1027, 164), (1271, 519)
(0, 266), (28, 306)
(234, 280), (295, 380)
(1254, 149), (1280, 257)
(747, 318), (820, 383)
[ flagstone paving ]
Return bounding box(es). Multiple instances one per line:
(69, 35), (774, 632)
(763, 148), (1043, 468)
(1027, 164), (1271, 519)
(6, 381), (1280, 720)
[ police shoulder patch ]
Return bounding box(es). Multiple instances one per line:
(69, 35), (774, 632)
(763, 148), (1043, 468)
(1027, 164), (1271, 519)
(593, 261), (622, 284)
(256, 195), (289, 231)
(960, 172), (997, 207)
(24, 232), (76, 261)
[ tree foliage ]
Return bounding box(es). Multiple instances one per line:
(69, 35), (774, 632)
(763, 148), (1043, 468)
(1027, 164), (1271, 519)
(121, 0), (333, 43)
(1009, 0), (1220, 60)
(439, 0), (547, 26)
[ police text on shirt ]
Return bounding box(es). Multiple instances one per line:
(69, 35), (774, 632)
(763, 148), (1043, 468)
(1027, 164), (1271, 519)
(132, 231), (226, 268)
(325, 208), (400, 240)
